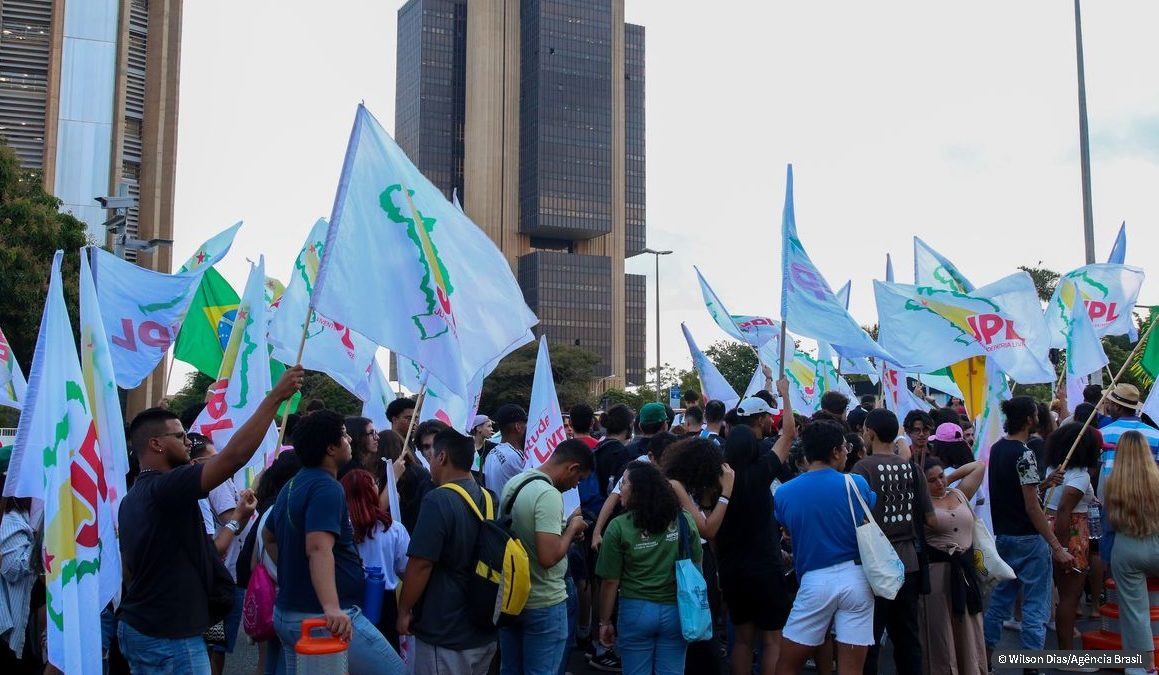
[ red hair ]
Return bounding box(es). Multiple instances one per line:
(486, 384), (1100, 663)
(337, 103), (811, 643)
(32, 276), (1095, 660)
(340, 469), (392, 544)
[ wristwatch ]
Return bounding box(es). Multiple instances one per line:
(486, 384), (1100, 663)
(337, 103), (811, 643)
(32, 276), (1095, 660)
(224, 519), (241, 534)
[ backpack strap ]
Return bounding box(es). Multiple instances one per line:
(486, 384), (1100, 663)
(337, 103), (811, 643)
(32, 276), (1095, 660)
(440, 482), (494, 521)
(502, 474), (552, 517)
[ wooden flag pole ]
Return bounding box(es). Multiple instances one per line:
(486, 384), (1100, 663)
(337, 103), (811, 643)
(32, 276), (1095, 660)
(1047, 316), (1158, 508)
(778, 322), (788, 379)
(276, 307), (314, 447)
(161, 354), (176, 403)
(401, 378), (429, 463)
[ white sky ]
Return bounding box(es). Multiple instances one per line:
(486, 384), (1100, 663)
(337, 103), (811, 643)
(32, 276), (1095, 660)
(172, 1), (1159, 391)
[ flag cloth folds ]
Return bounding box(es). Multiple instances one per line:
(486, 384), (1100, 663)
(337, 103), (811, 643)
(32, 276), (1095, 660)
(268, 218), (378, 397)
(886, 254), (895, 283)
(395, 354), (482, 432)
(1108, 222), (1127, 264)
(3, 252), (106, 674)
(970, 358), (1012, 531)
(694, 266), (779, 348)
(0, 325), (26, 410)
(173, 268), (241, 377)
(874, 273), (1056, 383)
(92, 222), (241, 388)
(881, 364), (932, 419)
(681, 323), (739, 410)
(833, 281), (878, 379)
(1047, 263), (1144, 339)
(524, 336), (579, 514)
(80, 251), (128, 609)
(191, 257), (279, 484)
(361, 355), (393, 433)
(780, 166), (893, 361)
(914, 236), (975, 292)
(313, 105), (536, 430)
(1047, 278), (1108, 380)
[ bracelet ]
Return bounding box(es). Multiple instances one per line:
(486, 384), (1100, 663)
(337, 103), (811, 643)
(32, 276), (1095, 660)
(599, 621), (613, 627)
(718, 496), (731, 505)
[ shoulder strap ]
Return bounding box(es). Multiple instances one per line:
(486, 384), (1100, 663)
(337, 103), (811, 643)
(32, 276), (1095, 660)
(676, 512), (692, 561)
(502, 474), (552, 516)
(439, 482), (493, 521)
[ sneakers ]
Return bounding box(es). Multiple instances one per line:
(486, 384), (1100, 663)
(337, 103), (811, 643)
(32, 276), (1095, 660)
(1002, 619), (1022, 631)
(588, 650), (623, 672)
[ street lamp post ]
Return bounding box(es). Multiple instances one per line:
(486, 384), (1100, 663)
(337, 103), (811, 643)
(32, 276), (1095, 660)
(642, 247), (672, 401)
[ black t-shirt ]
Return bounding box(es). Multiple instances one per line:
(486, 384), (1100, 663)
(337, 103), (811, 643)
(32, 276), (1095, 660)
(593, 438), (631, 499)
(988, 438), (1042, 537)
(717, 425), (787, 580)
(118, 464), (220, 638)
(398, 463), (435, 533)
(407, 479), (498, 649)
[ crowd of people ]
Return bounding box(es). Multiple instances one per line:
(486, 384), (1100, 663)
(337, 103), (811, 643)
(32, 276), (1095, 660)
(3, 366), (1159, 675)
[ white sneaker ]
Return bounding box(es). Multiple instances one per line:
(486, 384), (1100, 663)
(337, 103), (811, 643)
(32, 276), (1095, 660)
(1002, 619), (1021, 630)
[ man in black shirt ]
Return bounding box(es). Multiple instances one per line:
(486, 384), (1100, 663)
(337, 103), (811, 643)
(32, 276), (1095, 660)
(982, 396), (1072, 661)
(117, 367), (302, 673)
(718, 379), (796, 675)
(399, 428), (499, 674)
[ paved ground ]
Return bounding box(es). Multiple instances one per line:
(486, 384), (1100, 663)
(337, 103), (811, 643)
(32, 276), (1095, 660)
(224, 615), (1114, 674)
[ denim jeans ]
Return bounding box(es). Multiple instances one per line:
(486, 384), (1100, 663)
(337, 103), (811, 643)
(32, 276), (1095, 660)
(983, 534), (1052, 649)
(558, 576), (578, 675)
(274, 605), (405, 675)
(617, 598), (686, 675)
(117, 621), (211, 675)
(499, 600), (568, 675)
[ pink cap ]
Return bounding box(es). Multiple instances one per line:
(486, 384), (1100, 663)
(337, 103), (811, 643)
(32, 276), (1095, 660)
(932, 422), (964, 443)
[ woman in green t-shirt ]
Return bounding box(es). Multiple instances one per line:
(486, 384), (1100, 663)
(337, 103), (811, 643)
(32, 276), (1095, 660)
(596, 461), (702, 674)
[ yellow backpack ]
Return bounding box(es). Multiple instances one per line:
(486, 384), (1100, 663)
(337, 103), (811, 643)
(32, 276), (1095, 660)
(440, 481), (534, 627)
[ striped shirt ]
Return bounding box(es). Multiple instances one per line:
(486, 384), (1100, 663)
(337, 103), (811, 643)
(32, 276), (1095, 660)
(1098, 416), (1159, 499)
(0, 509), (37, 655)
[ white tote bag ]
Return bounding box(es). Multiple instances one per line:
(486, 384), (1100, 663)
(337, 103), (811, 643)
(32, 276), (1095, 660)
(970, 507), (1016, 592)
(845, 474), (905, 600)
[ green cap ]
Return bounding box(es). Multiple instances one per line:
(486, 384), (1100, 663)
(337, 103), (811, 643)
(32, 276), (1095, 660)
(639, 402), (668, 426)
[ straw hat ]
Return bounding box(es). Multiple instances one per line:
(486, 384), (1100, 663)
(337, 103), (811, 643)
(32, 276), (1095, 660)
(1105, 383), (1141, 411)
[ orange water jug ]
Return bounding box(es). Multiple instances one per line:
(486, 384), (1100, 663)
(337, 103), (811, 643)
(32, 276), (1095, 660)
(294, 618), (348, 674)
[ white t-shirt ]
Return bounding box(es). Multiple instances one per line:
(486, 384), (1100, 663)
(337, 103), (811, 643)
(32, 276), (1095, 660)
(1044, 466), (1094, 514)
(202, 479), (251, 580)
(356, 521), (411, 590)
(611, 455), (650, 495)
(483, 442), (525, 495)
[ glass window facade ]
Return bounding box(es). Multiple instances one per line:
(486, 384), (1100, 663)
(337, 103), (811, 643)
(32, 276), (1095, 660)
(624, 273), (646, 385)
(519, 0), (613, 240)
(624, 23), (645, 257)
(394, 0), (467, 202)
(519, 251), (614, 376)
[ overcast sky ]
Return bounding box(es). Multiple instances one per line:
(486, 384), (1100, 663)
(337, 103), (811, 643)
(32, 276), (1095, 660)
(172, 1), (1159, 392)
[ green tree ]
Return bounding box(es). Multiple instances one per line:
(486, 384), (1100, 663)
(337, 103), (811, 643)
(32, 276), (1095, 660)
(300, 370), (363, 415)
(167, 371), (215, 416)
(642, 363), (699, 402)
(1018, 264), (1060, 303)
(597, 387), (647, 412)
(0, 144), (91, 365)
(704, 340), (758, 394)
(478, 342), (601, 415)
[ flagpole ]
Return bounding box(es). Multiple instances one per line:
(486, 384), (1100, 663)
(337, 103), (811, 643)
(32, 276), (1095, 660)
(162, 354), (176, 401)
(276, 307), (314, 446)
(401, 377), (429, 463)
(778, 322), (788, 379)
(1052, 318), (1159, 485)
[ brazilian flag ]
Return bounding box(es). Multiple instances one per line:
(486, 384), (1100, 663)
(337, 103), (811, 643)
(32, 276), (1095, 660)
(174, 268), (300, 413)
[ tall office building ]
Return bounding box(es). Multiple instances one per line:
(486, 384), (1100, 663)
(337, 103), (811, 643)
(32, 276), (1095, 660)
(0, 0), (183, 411)
(396, 0), (646, 389)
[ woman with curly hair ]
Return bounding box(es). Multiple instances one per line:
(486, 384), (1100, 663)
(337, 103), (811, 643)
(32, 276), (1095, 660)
(597, 461), (702, 675)
(1042, 421), (1101, 652)
(662, 437), (733, 538)
(340, 468), (410, 649)
(1103, 430), (1159, 675)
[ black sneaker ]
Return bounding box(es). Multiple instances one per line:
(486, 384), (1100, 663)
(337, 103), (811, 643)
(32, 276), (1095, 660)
(589, 650), (622, 672)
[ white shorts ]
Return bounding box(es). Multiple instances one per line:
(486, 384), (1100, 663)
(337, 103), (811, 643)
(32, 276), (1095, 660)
(782, 560), (875, 647)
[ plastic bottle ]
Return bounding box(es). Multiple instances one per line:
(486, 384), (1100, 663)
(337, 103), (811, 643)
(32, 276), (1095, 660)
(362, 566), (385, 624)
(1088, 501), (1103, 539)
(295, 618), (348, 675)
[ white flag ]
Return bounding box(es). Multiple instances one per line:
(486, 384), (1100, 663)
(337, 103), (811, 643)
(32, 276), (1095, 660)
(0, 325), (26, 410)
(361, 355), (393, 433)
(268, 218), (377, 397)
(681, 323), (740, 411)
(524, 336), (579, 514)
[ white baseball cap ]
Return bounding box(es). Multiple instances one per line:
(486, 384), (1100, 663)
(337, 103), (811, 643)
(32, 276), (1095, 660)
(737, 397), (777, 416)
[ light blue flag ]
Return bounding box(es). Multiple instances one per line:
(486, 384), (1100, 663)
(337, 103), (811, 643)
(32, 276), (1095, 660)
(914, 236), (974, 292)
(681, 323), (740, 410)
(695, 266), (780, 348)
(886, 254), (895, 283)
(92, 222), (241, 388)
(313, 105), (536, 430)
(832, 281), (878, 379)
(874, 273), (1056, 383)
(1108, 222), (1126, 264)
(1045, 278), (1109, 379)
(1047, 263), (1144, 339)
(780, 166), (894, 361)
